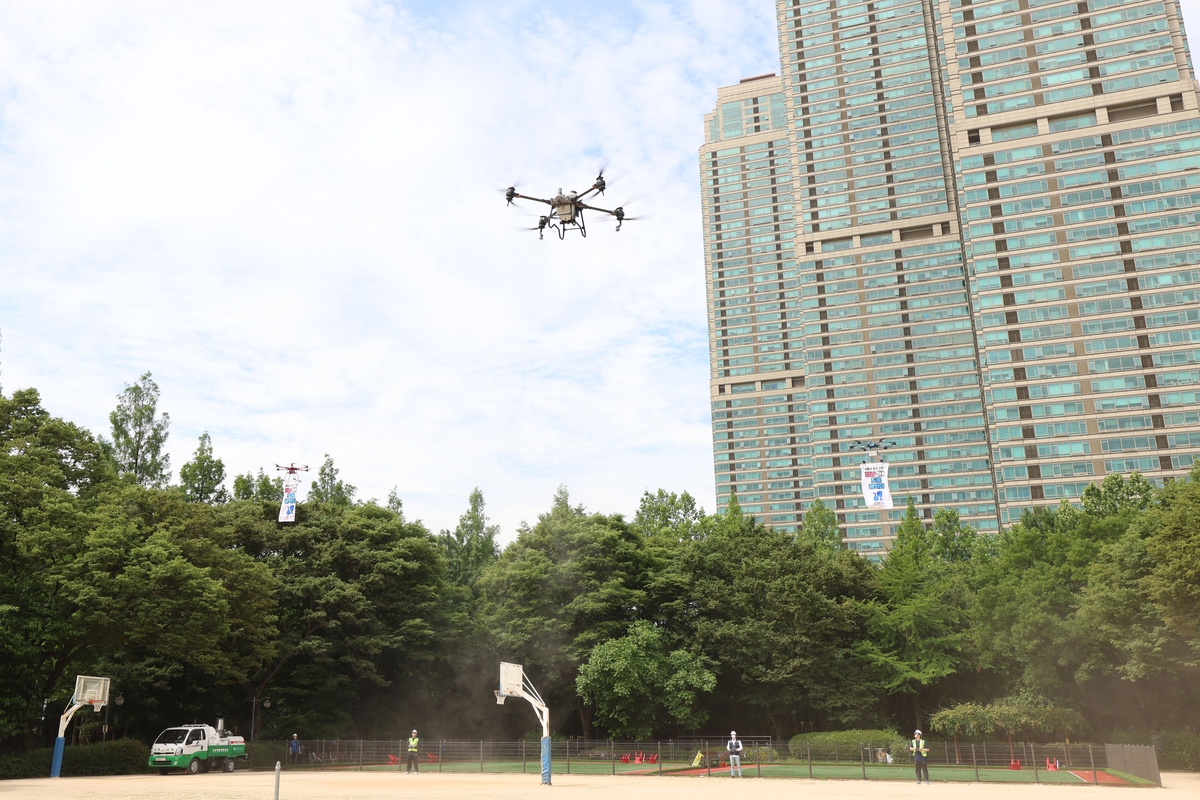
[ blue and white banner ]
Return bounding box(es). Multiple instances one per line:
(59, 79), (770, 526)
(860, 461), (894, 509)
(279, 478), (299, 523)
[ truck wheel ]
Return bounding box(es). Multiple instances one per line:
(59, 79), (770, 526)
(187, 758), (202, 775)
(224, 758), (237, 772)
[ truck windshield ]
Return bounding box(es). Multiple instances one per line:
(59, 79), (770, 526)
(155, 729), (190, 745)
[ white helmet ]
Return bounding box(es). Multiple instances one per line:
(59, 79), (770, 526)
(914, 729), (922, 736)
(730, 730), (737, 736)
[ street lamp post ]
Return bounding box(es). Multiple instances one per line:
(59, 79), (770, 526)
(102, 693), (124, 751)
(251, 696), (272, 742)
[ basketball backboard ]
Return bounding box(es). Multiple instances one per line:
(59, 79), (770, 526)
(500, 662), (524, 697)
(74, 675), (110, 707)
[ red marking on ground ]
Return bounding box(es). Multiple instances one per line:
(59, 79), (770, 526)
(1068, 770), (1129, 785)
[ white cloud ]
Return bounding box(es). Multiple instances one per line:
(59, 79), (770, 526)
(0, 0), (778, 538)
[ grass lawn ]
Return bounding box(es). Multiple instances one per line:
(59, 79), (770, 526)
(351, 759), (1140, 785)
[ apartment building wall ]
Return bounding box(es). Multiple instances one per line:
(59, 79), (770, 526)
(700, 0), (1200, 552)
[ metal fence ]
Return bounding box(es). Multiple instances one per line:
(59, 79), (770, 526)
(794, 740), (1113, 769)
(1105, 744), (1161, 786)
(245, 737), (773, 775)
(241, 737), (1158, 785)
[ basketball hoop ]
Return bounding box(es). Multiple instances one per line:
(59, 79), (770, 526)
(51, 676), (111, 778)
(495, 662), (551, 785)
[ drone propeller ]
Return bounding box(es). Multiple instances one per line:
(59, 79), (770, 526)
(514, 216), (551, 240)
(612, 197), (650, 228)
(590, 161), (612, 195)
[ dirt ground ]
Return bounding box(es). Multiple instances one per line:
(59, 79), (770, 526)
(3, 770), (1198, 800)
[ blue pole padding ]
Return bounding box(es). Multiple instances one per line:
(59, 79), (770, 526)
(50, 737), (66, 777)
(540, 736), (551, 785)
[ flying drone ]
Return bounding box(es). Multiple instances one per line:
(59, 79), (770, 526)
(504, 170), (640, 239)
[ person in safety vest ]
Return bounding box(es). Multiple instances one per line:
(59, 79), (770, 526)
(909, 729), (930, 784)
(406, 730), (420, 773)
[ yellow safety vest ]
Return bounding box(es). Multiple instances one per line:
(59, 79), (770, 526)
(408, 737), (419, 753)
(910, 739), (929, 758)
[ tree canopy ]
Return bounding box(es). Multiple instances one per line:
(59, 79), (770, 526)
(2, 381), (1199, 753)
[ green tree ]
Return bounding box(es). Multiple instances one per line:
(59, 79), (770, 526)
(308, 454), (356, 506)
(801, 498), (841, 546)
(0, 389), (111, 740)
(477, 487), (652, 738)
(235, 500), (453, 737)
(178, 432), (228, 503)
(662, 507), (877, 739)
(1075, 529), (1188, 729)
(387, 486), (404, 516)
(1142, 466), (1200, 646)
(633, 489), (706, 541)
(1081, 472), (1154, 517)
(971, 499), (1132, 709)
(930, 507), (979, 563)
(107, 372), (171, 487)
(438, 488), (501, 590)
(982, 693), (1086, 757)
(576, 621), (715, 738)
(858, 497), (967, 731)
(930, 702), (990, 763)
(233, 468), (284, 502)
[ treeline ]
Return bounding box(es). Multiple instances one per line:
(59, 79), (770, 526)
(1, 379), (1198, 756)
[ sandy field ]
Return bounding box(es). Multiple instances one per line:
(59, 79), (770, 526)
(2, 770), (1197, 800)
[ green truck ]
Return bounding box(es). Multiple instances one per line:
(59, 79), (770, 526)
(148, 719), (246, 774)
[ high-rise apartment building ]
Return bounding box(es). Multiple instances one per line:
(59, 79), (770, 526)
(702, 0), (1200, 554)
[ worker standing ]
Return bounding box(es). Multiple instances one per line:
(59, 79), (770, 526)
(909, 729), (930, 784)
(726, 730), (744, 777)
(406, 729), (420, 773)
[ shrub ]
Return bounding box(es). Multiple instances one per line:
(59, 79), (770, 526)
(789, 729), (911, 763)
(0, 739), (149, 780)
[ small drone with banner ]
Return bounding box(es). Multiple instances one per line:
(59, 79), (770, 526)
(276, 464), (309, 523)
(849, 441), (897, 510)
(495, 662), (551, 784)
(503, 170), (641, 239)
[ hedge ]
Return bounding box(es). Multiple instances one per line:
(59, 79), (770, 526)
(788, 729), (910, 762)
(0, 739), (150, 780)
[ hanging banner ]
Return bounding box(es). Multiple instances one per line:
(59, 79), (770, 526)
(279, 477), (299, 523)
(860, 461), (894, 509)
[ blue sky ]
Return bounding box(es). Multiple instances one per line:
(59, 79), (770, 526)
(0, 0), (778, 538)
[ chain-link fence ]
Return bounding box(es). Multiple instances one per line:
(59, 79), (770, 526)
(246, 737), (774, 776)
(241, 738), (1158, 785)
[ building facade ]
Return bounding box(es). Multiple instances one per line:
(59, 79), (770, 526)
(702, 0), (1200, 552)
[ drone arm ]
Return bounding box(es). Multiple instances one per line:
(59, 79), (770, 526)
(512, 192), (553, 206)
(577, 202), (617, 216)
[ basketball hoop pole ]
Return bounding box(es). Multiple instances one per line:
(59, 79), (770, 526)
(51, 676), (109, 778)
(497, 663), (551, 785)
(50, 696), (88, 778)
